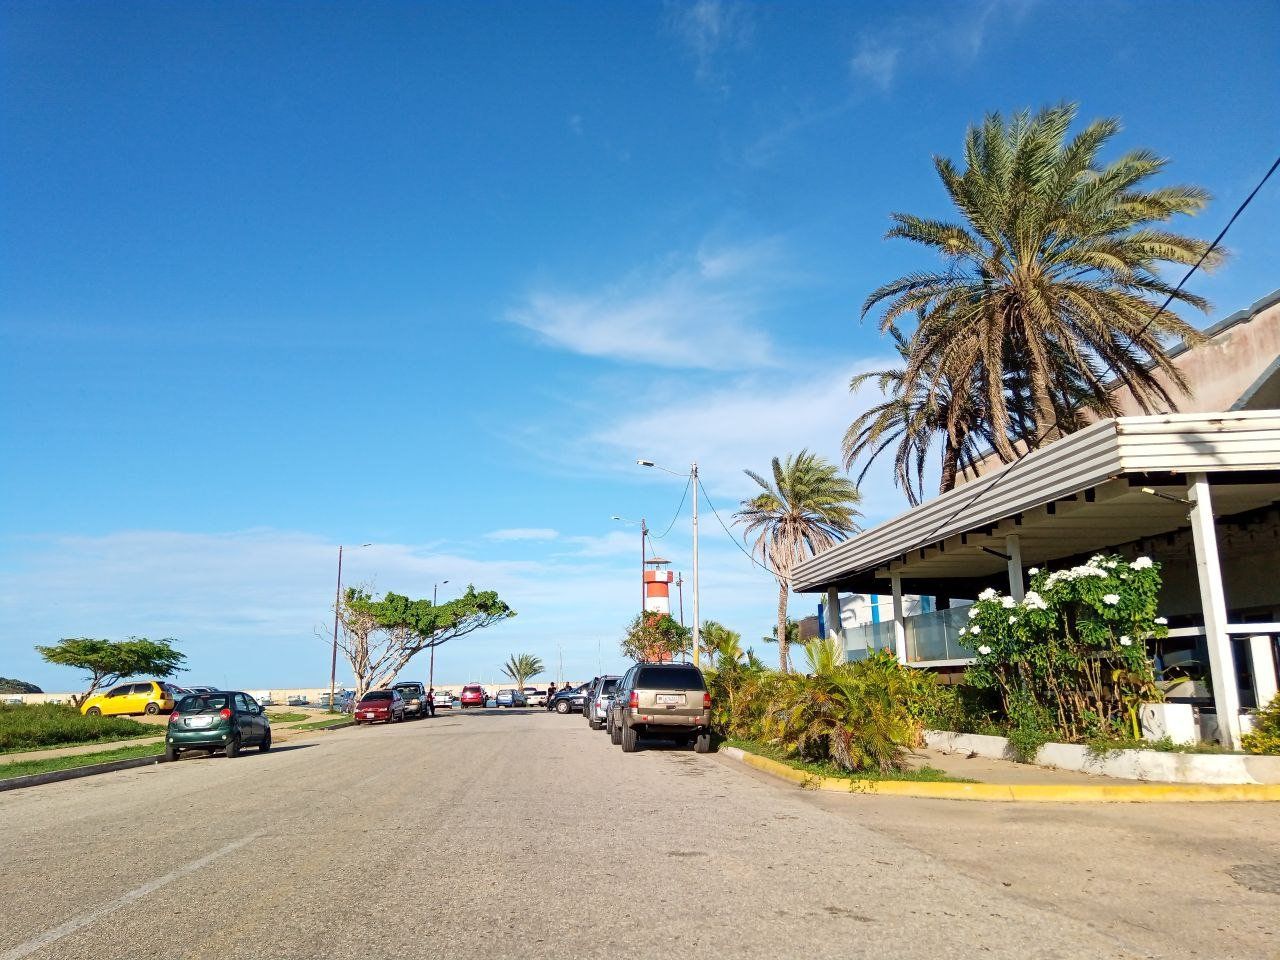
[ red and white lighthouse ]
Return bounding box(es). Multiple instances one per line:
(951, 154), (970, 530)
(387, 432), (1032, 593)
(643, 556), (674, 615)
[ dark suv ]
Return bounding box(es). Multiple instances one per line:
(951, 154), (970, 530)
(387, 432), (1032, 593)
(608, 663), (711, 753)
(391, 681), (429, 719)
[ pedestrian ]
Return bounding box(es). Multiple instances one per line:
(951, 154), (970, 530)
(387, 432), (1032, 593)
(426, 687), (436, 717)
(546, 682), (557, 710)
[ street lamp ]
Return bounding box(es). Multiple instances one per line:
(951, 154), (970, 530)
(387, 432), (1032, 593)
(429, 580), (450, 692)
(329, 543), (372, 711)
(612, 515), (648, 616)
(636, 459), (700, 668)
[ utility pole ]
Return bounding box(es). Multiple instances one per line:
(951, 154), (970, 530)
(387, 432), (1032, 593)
(429, 580), (449, 693)
(691, 462), (700, 670)
(640, 517), (648, 616)
(676, 572), (685, 627)
(329, 543), (370, 711)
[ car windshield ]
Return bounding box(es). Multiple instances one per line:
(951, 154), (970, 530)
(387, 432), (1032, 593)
(636, 666), (705, 691)
(177, 694), (230, 713)
(392, 686), (418, 693)
(361, 692), (392, 701)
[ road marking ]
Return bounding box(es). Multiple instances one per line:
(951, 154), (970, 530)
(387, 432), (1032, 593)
(0, 831), (262, 960)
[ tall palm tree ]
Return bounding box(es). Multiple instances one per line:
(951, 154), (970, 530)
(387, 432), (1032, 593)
(701, 620), (745, 666)
(500, 653), (544, 691)
(863, 104), (1217, 456)
(734, 451), (861, 673)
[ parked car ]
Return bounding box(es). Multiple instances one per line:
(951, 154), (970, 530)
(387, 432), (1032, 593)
(495, 688), (528, 708)
(523, 686), (546, 707)
(353, 690), (406, 724)
(81, 680), (178, 717)
(165, 691), (271, 760)
(608, 663), (711, 753)
(549, 684), (590, 714)
(184, 685), (219, 695)
(392, 681), (429, 718)
(459, 684), (486, 708)
(585, 675), (621, 730)
(286, 694), (310, 707)
(315, 690), (355, 712)
(433, 690), (454, 709)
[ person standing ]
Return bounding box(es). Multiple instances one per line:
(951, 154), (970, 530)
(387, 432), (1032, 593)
(545, 682), (557, 711)
(426, 688), (436, 718)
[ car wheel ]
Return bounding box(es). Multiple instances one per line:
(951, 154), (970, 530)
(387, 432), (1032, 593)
(621, 723), (639, 753)
(164, 744), (179, 762)
(259, 730), (272, 752)
(145, 702), (160, 715)
(694, 731), (712, 753)
(224, 736), (241, 758)
(86, 706), (101, 717)
(555, 700), (570, 714)
(610, 719), (622, 745)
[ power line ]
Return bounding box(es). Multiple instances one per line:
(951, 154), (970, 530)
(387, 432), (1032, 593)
(647, 474), (692, 541)
(696, 475), (779, 577)
(916, 151), (1280, 548)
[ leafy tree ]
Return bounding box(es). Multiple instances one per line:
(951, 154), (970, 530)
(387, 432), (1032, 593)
(501, 653), (545, 690)
(621, 612), (690, 663)
(335, 586), (515, 698)
(862, 104), (1216, 463)
(0, 678), (42, 694)
(35, 637), (186, 706)
(701, 620), (744, 666)
(734, 451), (861, 673)
(761, 619), (802, 649)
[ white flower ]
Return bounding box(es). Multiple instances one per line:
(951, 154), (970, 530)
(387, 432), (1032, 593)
(1008, 616), (1018, 625)
(1104, 560), (1118, 569)
(1001, 596), (1016, 609)
(1155, 616), (1168, 625)
(1103, 594), (1120, 605)
(1132, 556), (1153, 570)
(978, 587), (998, 601)
(1119, 637), (1133, 647)
(968, 607), (979, 619)
(1022, 591), (1048, 611)
(1028, 567), (1040, 575)
(970, 625), (982, 635)
(977, 644), (992, 655)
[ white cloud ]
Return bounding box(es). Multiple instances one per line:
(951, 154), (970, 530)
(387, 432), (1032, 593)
(507, 240), (785, 369)
(484, 527), (560, 541)
(850, 41), (900, 91)
(667, 0), (753, 88)
(560, 530), (640, 558)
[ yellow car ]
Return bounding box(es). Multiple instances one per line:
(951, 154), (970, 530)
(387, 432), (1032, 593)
(81, 680), (181, 717)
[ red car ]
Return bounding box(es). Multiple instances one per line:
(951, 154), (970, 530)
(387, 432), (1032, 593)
(459, 684), (486, 708)
(353, 689), (405, 724)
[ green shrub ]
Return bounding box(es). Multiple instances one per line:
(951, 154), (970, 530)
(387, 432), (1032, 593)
(0, 703), (153, 752)
(1243, 695), (1280, 756)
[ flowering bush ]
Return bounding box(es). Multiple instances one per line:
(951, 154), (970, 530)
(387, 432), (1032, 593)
(964, 554), (1168, 745)
(1242, 695), (1280, 756)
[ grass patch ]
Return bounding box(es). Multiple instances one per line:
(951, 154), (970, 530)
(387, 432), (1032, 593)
(0, 703), (157, 753)
(264, 712), (308, 723)
(724, 737), (973, 783)
(294, 716), (354, 731)
(0, 742), (165, 781)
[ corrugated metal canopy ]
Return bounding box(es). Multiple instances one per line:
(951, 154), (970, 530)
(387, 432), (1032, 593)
(792, 412), (1280, 594)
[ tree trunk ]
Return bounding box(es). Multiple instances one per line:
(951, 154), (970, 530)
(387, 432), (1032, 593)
(777, 580), (790, 674)
(939, 440), (959, 494)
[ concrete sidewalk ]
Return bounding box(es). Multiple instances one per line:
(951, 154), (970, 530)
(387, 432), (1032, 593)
(911, 746), (1143, 784)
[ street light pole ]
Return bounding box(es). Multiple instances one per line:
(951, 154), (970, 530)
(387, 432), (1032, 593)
(640, 517), (648, 617)
(329, 542), (372, 712)
(691, 461), (700, 669)
(429, 580), (449, 693)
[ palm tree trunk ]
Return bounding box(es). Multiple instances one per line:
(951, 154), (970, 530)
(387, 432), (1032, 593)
(777, 580), (790, 674)
(939, 440), (959, 494)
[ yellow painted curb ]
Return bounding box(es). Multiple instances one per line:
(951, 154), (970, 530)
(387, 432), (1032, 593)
(722, 746), (1280, 803)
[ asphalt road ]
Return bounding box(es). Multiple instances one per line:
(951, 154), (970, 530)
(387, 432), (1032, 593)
(1, 709), (1276, 960)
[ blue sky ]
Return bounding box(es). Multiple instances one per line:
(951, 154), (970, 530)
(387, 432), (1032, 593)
(3, 0), (1278, 692)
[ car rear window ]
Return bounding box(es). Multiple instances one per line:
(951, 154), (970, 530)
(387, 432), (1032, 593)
(636, 666), (705, 691)
(362, 691), (393, 701)
(178, 694), (229, 713)
(601, 678), (620, 694)
(463, 686), (482, 692)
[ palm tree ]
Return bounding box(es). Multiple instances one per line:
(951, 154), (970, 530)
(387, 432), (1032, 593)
(702, 620), (745, 667)
(500, 653), (544, 692)
(734, 451), (861, 673)
(863, 104), (1217, 457)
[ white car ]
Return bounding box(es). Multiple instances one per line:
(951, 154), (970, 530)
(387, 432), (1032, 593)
(523, 687), (547, 707)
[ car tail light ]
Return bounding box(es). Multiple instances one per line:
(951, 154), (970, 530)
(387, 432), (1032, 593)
(628, 691), (638, 708)
(169, 710), (179, 723)
(703, 692), (711, 709)
(219, 708), (232, 720)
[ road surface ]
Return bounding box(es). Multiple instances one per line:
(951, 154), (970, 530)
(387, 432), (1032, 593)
(2, 709), (1277, 959)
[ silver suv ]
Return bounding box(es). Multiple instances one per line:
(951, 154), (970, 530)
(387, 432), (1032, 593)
(607, 663), (711, 753)
(584, 675), (620, 730)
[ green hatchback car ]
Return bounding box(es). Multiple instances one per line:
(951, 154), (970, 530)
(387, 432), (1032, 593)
(165, 691), (272, 761)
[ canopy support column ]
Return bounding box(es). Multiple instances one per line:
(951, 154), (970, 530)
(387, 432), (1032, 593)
(1188, 473), (1242, 750)
(1006, 534), (1025, 602)
(890, 574), (908, 664)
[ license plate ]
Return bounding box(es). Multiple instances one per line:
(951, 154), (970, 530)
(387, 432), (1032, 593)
(365, 712), (376, 719)
(656, 694), (685, 705)
(187, 716), (213, 728)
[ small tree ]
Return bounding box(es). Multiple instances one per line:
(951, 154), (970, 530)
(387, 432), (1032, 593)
(621, 612), (691, 663)
(501, 653), (545, 691)
(35, 637), (186, 706)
